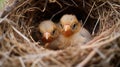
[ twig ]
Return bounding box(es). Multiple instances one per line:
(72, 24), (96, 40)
(31, 59), (43, 67)
(50, 6), (69, 20)
(81, 33), (120, 49)
(107, 1), (120, 15)
(76, 50), (96, 67)
(49, 0), (63, 8)
(19, 57), (26, 67)
(56, 0), (62, 8)
(82, 0), (85, 7)
(71, 0), (78, 7)
(39, 59), (48, 67)
(22, 51), (58, 60)
(94, 48), (106, 59)
(11, 25), (30, 42)
(82, 2), (95, 27)
(94, 1), (107, 10)
(105, 54), (114, 63)
(92, 16), (100, 35)
(41, 0), (48, 12)
(60, 0), (74, 6)
(81, 27), (113, 46)
(49, 57), (65, 67)
(80, 2), (95, 32)
(0, 14), (9, 23)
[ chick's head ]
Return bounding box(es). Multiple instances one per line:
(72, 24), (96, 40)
(38, 20), (59, 43)
(59, 14), (81, 37)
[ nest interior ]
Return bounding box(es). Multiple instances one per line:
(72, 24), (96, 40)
(0, 0), (120, 67)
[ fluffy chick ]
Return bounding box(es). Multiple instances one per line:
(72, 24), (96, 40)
(38, 20), (60, 49)
(58, 14), (92, 49)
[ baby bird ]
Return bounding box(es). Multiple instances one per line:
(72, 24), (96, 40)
(58, 14), (92, 49)
(38, 20), (60, 49)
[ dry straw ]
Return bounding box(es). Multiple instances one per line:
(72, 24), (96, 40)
(0, 0), (120, 67)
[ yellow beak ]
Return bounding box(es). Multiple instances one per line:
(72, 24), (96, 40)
(64, 25), (71, 32)
(44, 32), (51, 40)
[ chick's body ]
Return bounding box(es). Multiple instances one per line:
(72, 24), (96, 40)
(38, 20), (60, 49)
(58, 14), (92, 49)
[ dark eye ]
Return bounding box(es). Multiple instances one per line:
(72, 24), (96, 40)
(52, 29), (56, 34)
(72, 23), (77, 29)
(60, 24), (63, 28)
(39, 32), (42, 36)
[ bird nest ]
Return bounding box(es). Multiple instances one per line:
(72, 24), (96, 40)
(0, 0), (120, 67)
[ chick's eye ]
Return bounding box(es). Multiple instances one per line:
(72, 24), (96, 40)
(39, 32), (42, 36)
(60, 24), (63, 28)
(72, 23), (77, 29)
(52, 29), (56, 34)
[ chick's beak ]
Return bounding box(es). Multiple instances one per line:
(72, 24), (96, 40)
(63, 24), (73, 37)
(43, 32), (51, 40)
(64, 25), (71, 32)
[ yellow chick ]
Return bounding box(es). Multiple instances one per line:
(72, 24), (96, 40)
(58, 14), (92, 49)
(38, 20), (60, 49)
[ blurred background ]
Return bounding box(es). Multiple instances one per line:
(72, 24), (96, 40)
(0, 0), (12, 16)
(0, 0), (6, 15)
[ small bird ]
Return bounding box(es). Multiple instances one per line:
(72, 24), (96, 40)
(38, 20), (60, 49)
(58, 14), (92, 49)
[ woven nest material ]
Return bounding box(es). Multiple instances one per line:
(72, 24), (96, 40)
(0, 0), (120, 67)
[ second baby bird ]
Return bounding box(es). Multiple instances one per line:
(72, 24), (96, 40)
(38, 20), (60, 49)
(58, 14), (92, 49)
